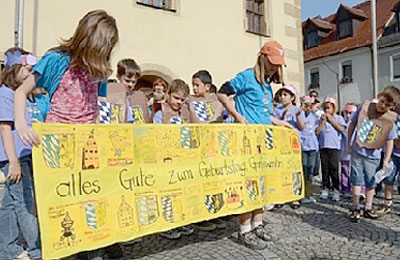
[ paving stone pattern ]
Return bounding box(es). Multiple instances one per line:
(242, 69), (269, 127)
(108, 185), (400, 260)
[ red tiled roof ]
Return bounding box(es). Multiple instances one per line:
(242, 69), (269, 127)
(340, 4), (368, 19)
(304, 0), (400, 63)
(304, 18), (336, 31)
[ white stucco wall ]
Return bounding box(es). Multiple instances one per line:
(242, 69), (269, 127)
(0, 0), (304, 93)
(304, 47), (373, 110)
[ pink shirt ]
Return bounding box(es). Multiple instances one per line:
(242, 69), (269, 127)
(45, 67), (100, 123)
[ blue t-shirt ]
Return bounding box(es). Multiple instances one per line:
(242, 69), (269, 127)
(29, 94), (51, 120)
(317, 114), (346, 150)
(229, 69), (273, 124)
(32, 51), (107, 100)
(0, 85), (32, 162)
(299, 111), (319, 152)
(350, 105), (397, 159)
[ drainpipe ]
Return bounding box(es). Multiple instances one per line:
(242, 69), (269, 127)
(371, 0), (379, 97)
(14, 0), (24, 48)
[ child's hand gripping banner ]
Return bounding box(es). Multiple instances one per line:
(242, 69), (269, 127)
(32, 123), (304, 259)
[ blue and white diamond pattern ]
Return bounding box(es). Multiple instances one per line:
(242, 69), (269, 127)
(193, 101), (208, 122)
(98, 101), (111, 124)
(170, 116), (183, 124)
(358, 119), (374, 143)
(265, 128), (274, 150)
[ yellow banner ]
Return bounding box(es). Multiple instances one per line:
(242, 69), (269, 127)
(32, 123), (304, 259)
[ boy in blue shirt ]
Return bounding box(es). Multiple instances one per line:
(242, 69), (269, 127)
(347, 86), (400, 222)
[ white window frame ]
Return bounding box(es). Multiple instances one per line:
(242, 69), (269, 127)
(390, 53), (400, 82)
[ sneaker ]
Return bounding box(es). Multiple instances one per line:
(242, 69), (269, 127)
(376, 204), (393, 215)
(264, 204), (275, 211)
(301, 197), (317, 204)
(178, 225), (195, 235)
(238, 231), (268, 250)
(313, 175), (322, 183)
(193, 221), (216, 231)
(104, 244), (123, 259)
(331, 189), (341, 202)
(363, 208), (379, 219)
(349, 208), (361, 222)
(290, 201), (300, 209)
(210, 219), (226, 229)
(159, 229), (181, 239)
(253, 224), (274, 241)
(14, 251), (30, 260)
(320, 189), (329, 200)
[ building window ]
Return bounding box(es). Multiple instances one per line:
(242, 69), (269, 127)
(341, 60), (352, 83)
(309, 68), (320, 88)
(391, 54), (400, 81)
(137, 0), (174, 10)
(338, 19), (353, 39)
(305, 30), (319, 49)
(246, 0), (267, 35)
(397, 11), (400, 33)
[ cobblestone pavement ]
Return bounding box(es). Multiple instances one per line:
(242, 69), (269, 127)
(111, 184), (400, 260)
(1, 181), (400, 259)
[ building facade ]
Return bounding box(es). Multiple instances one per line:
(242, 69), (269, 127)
(0, 0), (304, 94)
(303, 0), (400, 110)
(378, 2), (400, 91)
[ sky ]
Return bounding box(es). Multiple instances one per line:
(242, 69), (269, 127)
(301, 0), (366, 21)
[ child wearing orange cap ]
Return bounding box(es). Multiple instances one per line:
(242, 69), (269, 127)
(217, 41), (291, 250)
(316, 97), (346, 202)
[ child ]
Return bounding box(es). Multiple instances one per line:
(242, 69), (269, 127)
(377, 101), (400, 215)
(347, 86), (400, 222)
(116, 58), (150, 123)
(188, 70), (224, 231)
(217, 41), (290, 250)
(153, 79), (194, 239)
(316, 97), (346, 201)
(188, 70), (224, 123)
(0, 48), (41, 260)
(153, 79), (190, 124)
(340, 103), (357, 196)
(296, 96), (319, 203)
(273, 84), (301, 208)
(14, 10), (119, 260)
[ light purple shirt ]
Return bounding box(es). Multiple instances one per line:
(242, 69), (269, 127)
(393, 115), (400, 158)
(299, 111), (319, 152)
(350, 105), (397, 159)
(273, 106), (299, 129)
(0, 85), (32, 162)
(126, 98), (134, 123)
(317, 114), (346, 150)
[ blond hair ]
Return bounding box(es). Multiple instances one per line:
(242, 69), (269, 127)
(53, 10), (118, 78)
(253, 54), (283, 86)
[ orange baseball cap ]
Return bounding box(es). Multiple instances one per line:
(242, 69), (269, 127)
(260, 41), (285, 65)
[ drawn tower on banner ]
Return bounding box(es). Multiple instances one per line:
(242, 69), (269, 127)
(82, 130), (99, 170)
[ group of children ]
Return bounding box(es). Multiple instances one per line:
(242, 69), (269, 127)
(273, 83), (400, 225)
(1, 9), (400, 260)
